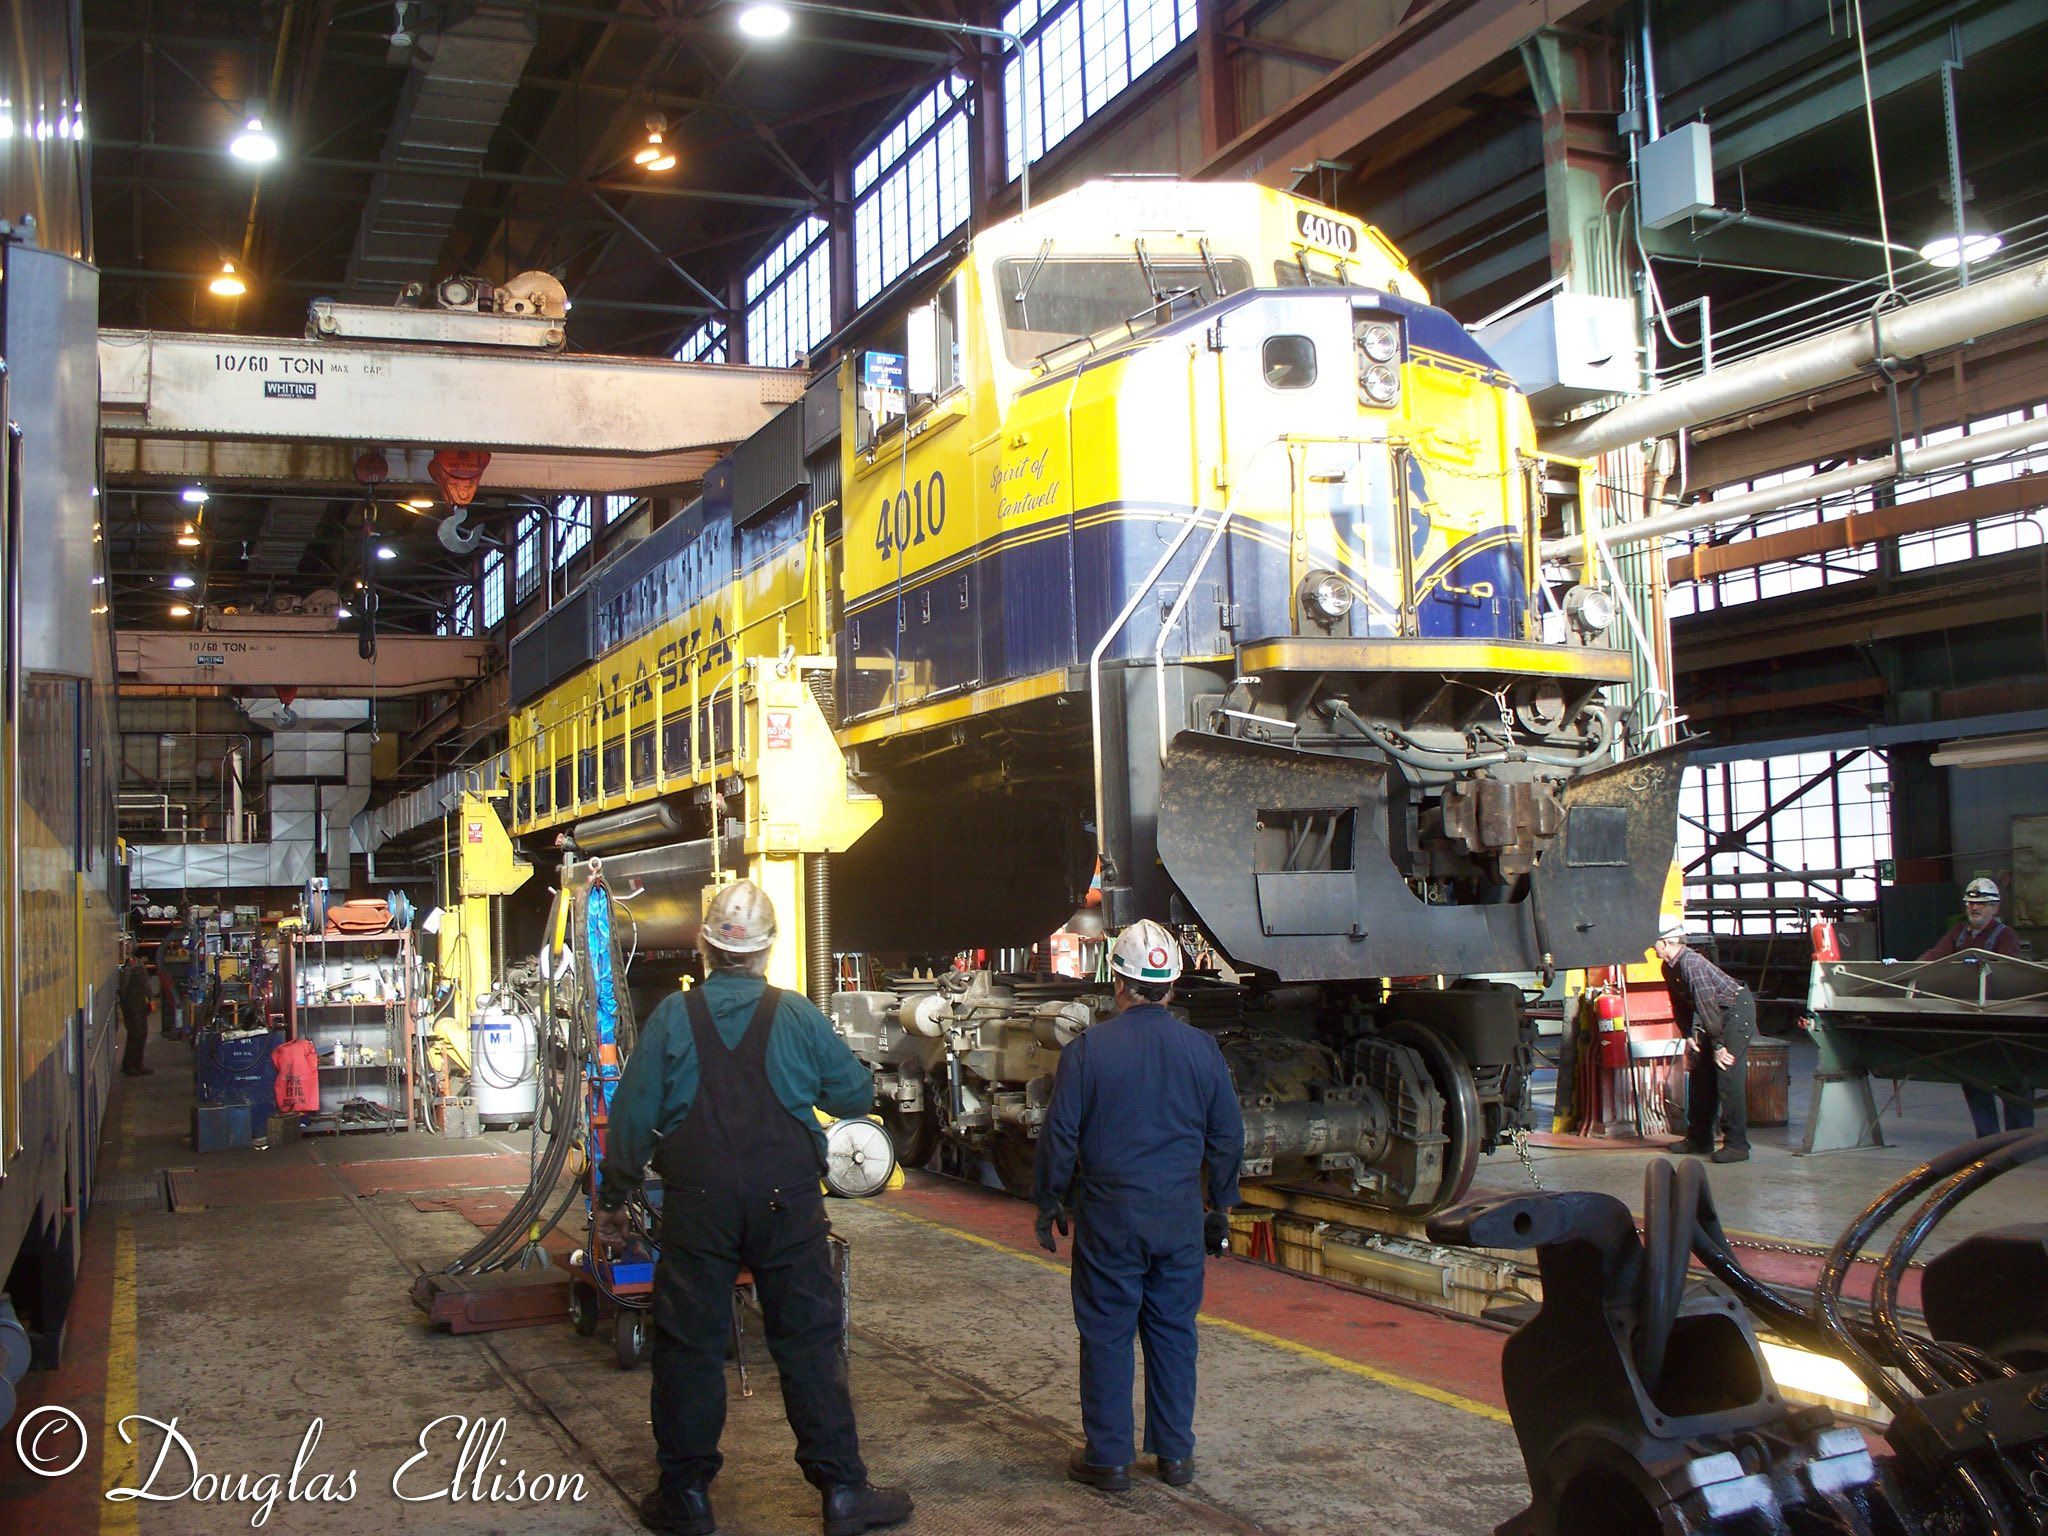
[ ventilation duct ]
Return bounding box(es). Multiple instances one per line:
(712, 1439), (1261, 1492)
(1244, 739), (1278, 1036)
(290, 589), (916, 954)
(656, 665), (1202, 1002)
(344, 4), (538, 297)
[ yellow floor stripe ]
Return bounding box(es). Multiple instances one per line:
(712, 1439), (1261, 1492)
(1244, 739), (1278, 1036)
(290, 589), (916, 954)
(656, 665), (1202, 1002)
(874, 1203), (1509, 1423)
(101, 1214), (139, 1535)
(1195, 1315), (1510, 1423)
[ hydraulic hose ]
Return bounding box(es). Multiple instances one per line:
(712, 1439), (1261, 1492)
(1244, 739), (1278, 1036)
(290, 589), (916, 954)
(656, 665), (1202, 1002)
(1815, 1128), (2039, 1415)
(1872, 1130), (2048, 1394)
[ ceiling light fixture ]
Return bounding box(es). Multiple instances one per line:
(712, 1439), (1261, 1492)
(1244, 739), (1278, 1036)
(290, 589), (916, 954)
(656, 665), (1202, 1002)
(168, 603), (193, 619)
(336, 605), (354, 620)
(176, 525), (202, 548)
(404, 497), (434, 511)
(633, 114), (676, 172)
(208, 260), (247, 297)
(1918, 228), (2003, 270)
(736, 2), (793, 38)
(170, 574), (196, 591)
(375, 543), (398, 561)
(181, 486), (210, 504)
(229, 101), (278, 163)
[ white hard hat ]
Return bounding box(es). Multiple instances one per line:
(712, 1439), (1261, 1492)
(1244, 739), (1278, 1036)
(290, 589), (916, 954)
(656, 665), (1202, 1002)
(1110, 919), (1183, 985)
(701, 879), (776, 954)
(1657, 914), (1688, 942)
(1964, 877), (2000, 903)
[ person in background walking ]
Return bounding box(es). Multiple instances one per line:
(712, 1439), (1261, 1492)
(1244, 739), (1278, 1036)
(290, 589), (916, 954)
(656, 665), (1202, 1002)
(117, 940), (154, 1077)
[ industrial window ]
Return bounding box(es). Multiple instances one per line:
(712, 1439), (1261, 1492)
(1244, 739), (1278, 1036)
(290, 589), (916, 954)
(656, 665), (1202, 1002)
(514, 511), (543, 602)
(554, 496), (591, 567)
(745, 216), (832, 370)
(1676, 749), (1892, 936)
(1895, 406), (2048, 571)
(675, 319), (728, 364)
(853, 76), (972, 307)
(1004, 0), (1196, 178)
(601, 494), (636, 526)
(1667, 404), (2048, 617)
(480, 549), (506, 630)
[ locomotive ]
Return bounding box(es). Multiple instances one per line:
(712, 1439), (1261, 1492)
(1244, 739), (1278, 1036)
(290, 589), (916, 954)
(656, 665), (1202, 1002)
(506, 179), (1682, 1215)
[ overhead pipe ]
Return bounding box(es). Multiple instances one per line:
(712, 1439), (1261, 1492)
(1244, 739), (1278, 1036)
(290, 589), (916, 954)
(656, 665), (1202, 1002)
(1541, 254), (2048, 462)
(1545, 410), (2048, 560)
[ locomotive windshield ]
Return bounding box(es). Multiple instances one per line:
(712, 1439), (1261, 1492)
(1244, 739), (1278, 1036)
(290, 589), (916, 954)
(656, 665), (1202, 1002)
(995, 252), (1251, 365)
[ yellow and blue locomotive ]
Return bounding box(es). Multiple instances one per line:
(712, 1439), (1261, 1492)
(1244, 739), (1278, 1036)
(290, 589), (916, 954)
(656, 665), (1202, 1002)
(506, 179), (1681, 1213)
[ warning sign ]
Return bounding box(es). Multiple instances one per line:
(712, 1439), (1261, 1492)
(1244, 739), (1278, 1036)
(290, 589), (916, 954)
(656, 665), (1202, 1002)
(765, 710), (794, 750)
(467, 821), (485, 844)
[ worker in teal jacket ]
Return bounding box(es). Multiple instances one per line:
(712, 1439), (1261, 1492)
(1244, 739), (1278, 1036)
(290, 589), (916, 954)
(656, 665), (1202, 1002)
(596, 879), (911, 1536)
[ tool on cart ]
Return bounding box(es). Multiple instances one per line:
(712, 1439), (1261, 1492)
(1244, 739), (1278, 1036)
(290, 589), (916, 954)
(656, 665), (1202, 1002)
(1431, 1131), (2048, 1535)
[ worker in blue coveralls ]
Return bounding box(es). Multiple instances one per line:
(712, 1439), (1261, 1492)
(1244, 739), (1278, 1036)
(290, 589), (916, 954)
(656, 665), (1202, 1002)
(595, 879), (912, 1536)
(1032, 919), (1246, 1492)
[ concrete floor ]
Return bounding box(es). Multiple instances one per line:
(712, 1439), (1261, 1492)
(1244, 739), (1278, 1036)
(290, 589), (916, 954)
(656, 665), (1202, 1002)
(1, 1027), (2039, 1536)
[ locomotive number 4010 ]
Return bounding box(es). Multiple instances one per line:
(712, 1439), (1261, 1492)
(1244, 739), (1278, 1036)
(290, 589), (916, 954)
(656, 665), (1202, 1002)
(874, 471), (948, 563)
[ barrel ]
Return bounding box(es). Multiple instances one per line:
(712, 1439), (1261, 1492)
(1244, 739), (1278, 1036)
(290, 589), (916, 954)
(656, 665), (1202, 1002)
(1745, 1037), (1790, 1127)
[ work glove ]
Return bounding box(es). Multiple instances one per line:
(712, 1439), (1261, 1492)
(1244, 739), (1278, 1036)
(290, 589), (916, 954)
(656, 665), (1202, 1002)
(593, 1204), (630, 1251)
(1035, 1204), (1071, 1254)
(1204, 1210), (1231, 1256)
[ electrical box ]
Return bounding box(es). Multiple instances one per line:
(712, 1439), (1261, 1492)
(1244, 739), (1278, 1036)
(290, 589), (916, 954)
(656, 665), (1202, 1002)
(1639, 122), (1716, 230)
(1474, 294), (1641, 419)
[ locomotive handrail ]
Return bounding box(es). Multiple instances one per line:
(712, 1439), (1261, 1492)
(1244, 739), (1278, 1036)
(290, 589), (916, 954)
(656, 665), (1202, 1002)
(1089, 510), (1206, 886)
(1153, 503), (1237, 764)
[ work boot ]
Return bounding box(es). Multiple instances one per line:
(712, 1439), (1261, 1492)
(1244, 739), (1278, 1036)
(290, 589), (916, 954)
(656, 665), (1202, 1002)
(1674, 1140), (1712, 1155)
(820, 1482), (912, 1536)
(1711, 1146), (1751, 1163)
(1065, 1450), (1131, 1491)
(638, 1485), (715, 1536)
(1157, 1456), (1195, 1486)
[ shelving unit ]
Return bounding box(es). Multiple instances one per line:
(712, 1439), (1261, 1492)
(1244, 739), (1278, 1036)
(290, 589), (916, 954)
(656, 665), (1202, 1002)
(287, 930), (415, 1134)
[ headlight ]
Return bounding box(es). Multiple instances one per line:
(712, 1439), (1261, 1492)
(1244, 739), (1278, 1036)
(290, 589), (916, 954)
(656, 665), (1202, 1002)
(1360, 363), (1399, 405)
(1300, 569), (1355, 626)
(1564, 584), (1615, 636)
(1358, 322), (1399, 363)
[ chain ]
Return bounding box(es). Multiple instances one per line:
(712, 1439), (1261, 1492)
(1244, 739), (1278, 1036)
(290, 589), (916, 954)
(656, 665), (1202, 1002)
(1510, 1125), (1543, 1190)
(1725, 1233), (1924, 1269)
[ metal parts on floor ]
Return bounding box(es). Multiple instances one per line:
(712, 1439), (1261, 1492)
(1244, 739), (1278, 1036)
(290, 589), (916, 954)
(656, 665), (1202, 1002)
(1429, 1131), (2048, 1536)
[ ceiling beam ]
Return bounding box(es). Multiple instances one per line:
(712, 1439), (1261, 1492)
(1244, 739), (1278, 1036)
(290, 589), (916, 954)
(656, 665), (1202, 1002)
(91, 140), (816, 210)
(1201, 0), (1626, 186)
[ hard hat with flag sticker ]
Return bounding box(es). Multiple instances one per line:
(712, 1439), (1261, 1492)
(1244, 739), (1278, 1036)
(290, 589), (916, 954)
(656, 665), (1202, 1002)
(1110, 919), (1183, 985)
(700, 879), (777, 954)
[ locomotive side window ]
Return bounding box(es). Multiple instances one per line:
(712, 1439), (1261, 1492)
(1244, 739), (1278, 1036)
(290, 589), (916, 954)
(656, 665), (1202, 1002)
(1262, 335), (1317, 389)
(995, 254), (1251, 365)
(855, 276), (964, 451)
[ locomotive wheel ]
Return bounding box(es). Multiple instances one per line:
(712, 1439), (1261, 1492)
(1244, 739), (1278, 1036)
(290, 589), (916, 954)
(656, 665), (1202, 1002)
(614, 1308), (651, 1369)
(879, 1101), (937, 1170)
(1379, 1021), (1484, 1216)
(569, 1281), (600, 1337)
(987, 1131), (1038, 1198)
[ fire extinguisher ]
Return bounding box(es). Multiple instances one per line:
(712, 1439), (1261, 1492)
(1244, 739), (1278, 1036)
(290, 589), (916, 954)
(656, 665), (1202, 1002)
(1811, 919), (1842, 962)
(1596, 989), (1630, 1068)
